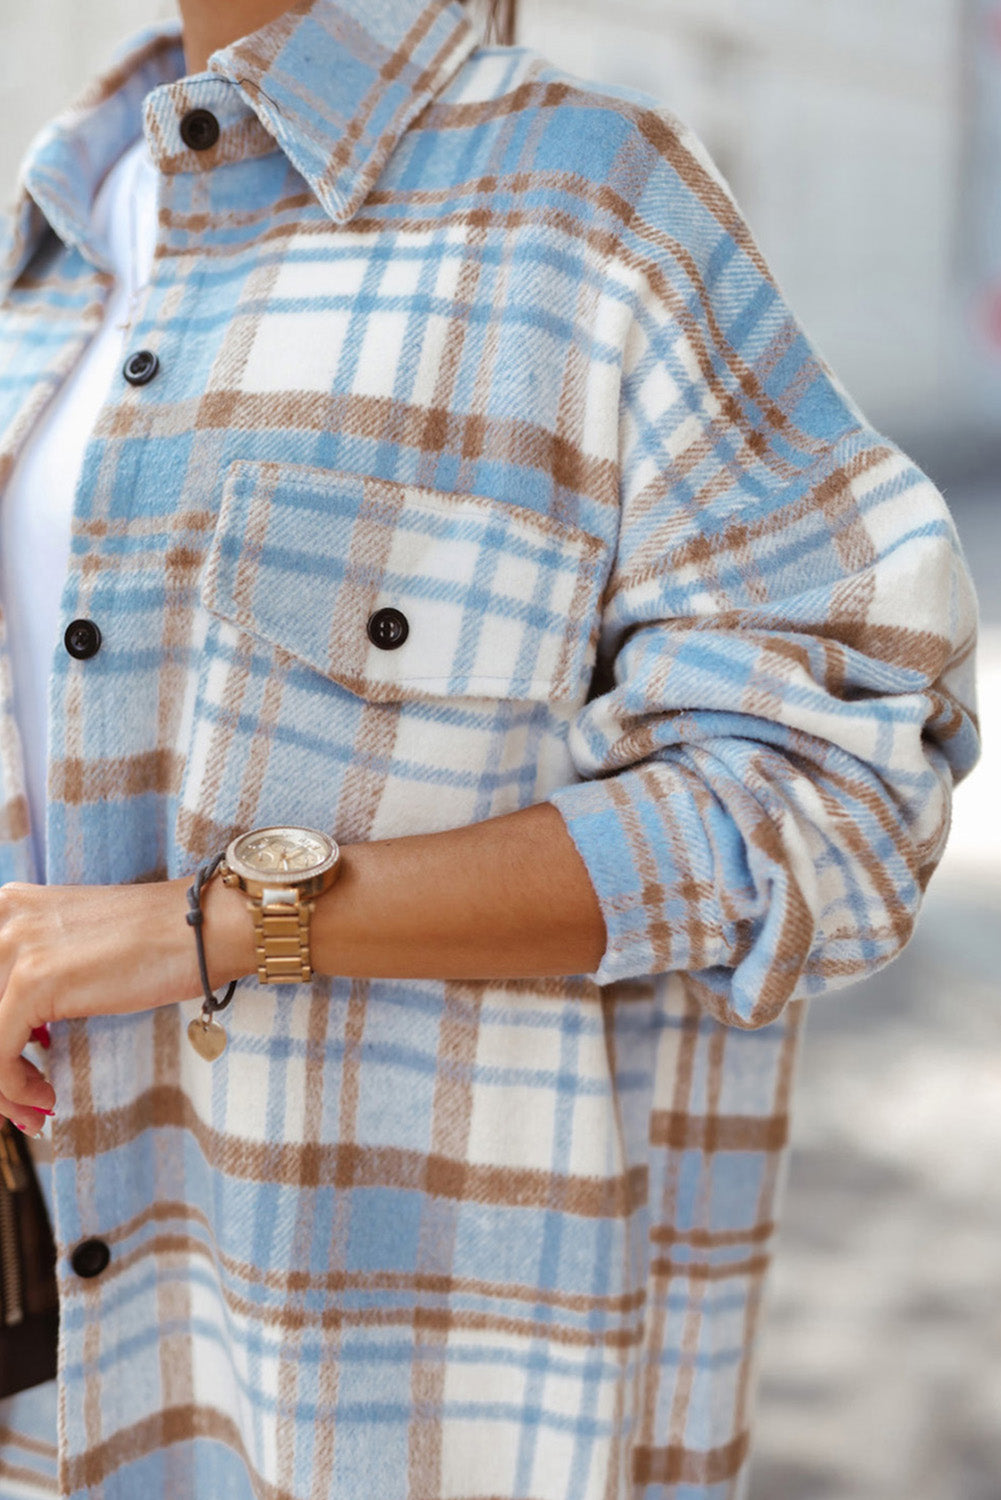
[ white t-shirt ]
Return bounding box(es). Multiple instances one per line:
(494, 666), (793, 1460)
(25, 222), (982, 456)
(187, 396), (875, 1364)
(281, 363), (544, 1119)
(0, 134), (159, 879)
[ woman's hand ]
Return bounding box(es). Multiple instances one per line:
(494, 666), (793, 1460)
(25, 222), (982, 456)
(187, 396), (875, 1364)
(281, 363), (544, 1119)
(0, 876), (254, 1134)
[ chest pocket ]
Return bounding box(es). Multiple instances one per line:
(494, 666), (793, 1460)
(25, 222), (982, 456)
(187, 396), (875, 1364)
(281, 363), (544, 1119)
(201, 461), (609, 706)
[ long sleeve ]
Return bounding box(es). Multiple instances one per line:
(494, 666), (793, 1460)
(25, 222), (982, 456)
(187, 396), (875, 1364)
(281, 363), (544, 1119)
(546, 105), (981, 1029)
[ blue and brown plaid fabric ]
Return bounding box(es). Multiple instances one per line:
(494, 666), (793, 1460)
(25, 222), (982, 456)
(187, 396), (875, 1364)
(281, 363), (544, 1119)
(0, 1), (980, 1496)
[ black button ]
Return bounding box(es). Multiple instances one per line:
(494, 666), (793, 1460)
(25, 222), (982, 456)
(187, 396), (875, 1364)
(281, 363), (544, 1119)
(179, 109), (220, 152)
(366, 607), (409, 650)
(122, 349), (159, 386)
(64, 619), (102, 660)
(71, 1238), (110, 1279)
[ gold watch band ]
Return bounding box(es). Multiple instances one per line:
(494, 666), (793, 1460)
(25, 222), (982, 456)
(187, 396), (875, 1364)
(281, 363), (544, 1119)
(250, 892), (315, 984)
(220, 829), (341, 984)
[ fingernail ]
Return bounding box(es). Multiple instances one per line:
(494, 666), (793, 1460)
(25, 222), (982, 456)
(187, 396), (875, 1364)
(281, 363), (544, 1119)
(39, 1109), (55, 1117)
(29, 1025), (51, 1050)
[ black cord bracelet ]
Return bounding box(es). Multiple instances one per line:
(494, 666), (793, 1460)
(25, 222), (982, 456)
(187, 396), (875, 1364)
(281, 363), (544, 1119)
(186, 852), (238, 1017)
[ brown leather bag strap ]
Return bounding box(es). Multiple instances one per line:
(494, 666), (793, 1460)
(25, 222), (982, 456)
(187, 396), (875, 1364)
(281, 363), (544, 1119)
(0, 1119), (58, 1398)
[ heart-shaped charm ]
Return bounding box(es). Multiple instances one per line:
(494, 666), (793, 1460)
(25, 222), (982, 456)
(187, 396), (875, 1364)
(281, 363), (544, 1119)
(187, 1012), (227, 1061)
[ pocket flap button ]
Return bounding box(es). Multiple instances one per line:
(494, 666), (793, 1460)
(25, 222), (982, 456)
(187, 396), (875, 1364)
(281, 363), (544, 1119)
(366, 607), (409, 650)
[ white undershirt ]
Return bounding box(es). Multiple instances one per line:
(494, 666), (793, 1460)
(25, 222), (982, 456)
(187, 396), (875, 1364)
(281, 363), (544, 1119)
(0, 134), (160, 879)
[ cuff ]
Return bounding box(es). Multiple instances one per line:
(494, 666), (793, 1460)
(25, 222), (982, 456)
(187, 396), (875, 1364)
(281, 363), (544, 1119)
(546, 765), (690, 987)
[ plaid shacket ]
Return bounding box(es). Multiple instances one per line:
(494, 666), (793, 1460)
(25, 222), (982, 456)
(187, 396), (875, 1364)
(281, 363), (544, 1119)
(0, 2), (980, 1496)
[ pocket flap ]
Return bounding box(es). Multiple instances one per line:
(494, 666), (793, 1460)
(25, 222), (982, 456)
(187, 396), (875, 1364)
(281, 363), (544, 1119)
(201, 462), (609, 705)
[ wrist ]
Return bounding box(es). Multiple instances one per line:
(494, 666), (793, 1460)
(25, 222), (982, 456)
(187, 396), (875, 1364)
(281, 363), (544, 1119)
(190, 870), (257, 988)
(179, 835), (357, 993)
(304, 840), (372, 978)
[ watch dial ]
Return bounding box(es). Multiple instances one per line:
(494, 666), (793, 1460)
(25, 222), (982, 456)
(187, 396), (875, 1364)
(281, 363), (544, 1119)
(233, 828), (335, 877)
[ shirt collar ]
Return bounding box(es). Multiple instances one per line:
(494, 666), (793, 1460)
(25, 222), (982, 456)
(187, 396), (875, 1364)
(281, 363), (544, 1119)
(0, 0), (478, 294)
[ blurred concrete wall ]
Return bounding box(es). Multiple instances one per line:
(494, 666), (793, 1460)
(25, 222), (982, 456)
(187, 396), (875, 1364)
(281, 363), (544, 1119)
(0, 2), (173, 188)
(0, 0), (980, 461)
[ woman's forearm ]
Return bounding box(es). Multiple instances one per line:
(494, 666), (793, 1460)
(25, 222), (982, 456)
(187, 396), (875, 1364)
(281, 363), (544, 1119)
(205, 802), (608, 984)
(0, 805), (606, 1131)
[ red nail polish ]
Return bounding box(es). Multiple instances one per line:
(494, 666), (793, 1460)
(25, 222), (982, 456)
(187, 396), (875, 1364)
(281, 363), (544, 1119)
(39, 1109), (55, 1117)
(29, 1025), (51, 1050)
(13, 1123), (25, 1133)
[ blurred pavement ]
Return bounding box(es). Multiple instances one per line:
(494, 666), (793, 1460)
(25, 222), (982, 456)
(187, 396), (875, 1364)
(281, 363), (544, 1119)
(748, 480), (1001, 1500)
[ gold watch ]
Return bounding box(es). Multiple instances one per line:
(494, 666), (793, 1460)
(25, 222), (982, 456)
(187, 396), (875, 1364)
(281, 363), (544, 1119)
(219, 826), (341, 984)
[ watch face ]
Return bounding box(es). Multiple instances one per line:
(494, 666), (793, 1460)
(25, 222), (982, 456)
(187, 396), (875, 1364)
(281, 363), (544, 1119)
(228, 826), (338, 882)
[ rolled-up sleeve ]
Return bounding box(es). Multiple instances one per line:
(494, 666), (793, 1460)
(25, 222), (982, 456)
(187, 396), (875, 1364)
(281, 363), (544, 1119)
(546, 106), (981, 1027)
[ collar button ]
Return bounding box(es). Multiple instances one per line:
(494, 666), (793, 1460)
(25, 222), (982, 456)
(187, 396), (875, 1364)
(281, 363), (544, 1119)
(180, 108), (220, 152)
